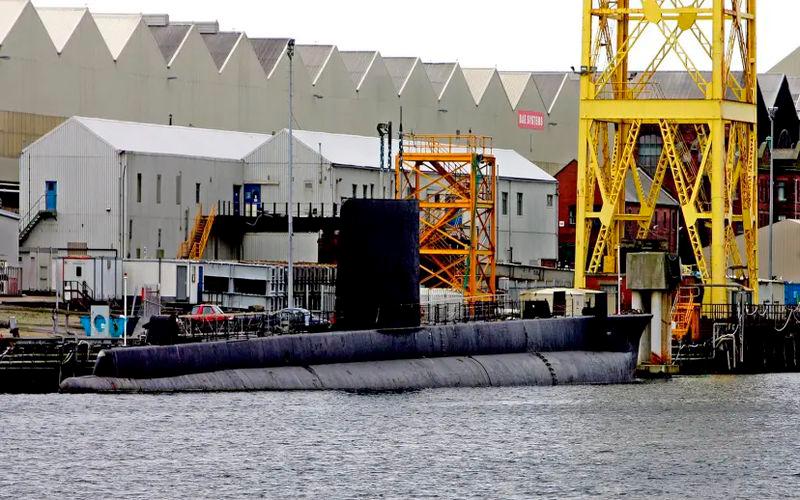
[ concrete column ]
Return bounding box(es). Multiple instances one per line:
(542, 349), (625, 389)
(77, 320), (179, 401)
(650, 291), (662, 363)
(633, 291), (649, 365)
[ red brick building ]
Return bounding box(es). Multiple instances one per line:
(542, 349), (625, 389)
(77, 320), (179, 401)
(555, 160), (679, 268)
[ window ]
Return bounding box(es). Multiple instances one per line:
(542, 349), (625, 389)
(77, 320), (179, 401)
(370, 184), (375, 198)
(157, 228), (162, 248)
(516, 193), (523, 216)
(128, 219), (132, 240)
(778, 181), (787, 202)
(176, 174), (182, 205)
(136, 248), (141, 259)
(362, 184), (368, 198)
(501, 192), (508, 215)
(352, 184), (357, 198)
(779, 215), (787, 221)
(156, 174), (162, 204)
(546, 194), (554, 207)
(195, 183), (201, 204)
(637, 133), (663, 176)
(75, 266), (82, 277)
(136, 173), (142, 203)
(568, 206), (576, 226)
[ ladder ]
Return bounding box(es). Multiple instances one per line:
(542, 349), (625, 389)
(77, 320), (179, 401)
(178, 205), (216, 260)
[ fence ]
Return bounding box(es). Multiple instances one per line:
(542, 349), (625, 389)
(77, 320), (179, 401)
(0, 266), (21, 296)
(217, 200), (340, 218)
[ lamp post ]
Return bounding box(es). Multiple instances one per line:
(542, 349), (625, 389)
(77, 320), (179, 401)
(287, 39), (295, 309)
(377, 123), (389, 199)
(768, 106), (778, 301)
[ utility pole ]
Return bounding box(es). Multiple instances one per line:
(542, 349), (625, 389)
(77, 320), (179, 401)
(287, 39), (295, 309)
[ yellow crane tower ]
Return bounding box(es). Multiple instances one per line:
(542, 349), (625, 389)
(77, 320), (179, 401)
(575, 0), (758, 306)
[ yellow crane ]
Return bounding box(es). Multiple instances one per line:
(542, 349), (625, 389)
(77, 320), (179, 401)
(575, 0), (758, 306)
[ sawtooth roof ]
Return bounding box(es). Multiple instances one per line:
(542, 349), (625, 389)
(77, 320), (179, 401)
(37, 6), (85, 53)
(340, 51), (377, 89)
(250, 38), (289, 77)
(201, 31), (240, 70)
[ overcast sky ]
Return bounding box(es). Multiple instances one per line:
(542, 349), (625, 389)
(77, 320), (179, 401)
(34, 0), (798, 72)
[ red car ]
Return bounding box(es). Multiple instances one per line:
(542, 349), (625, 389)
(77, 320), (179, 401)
(185, 304), (234, 322)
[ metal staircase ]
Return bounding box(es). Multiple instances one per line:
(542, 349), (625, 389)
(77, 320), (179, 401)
(671, 286), (700, 342)
(178, 205), (216, 260)
(19, 194), (56, 244)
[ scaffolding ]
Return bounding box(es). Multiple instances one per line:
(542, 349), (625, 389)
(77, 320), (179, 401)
(575, 0), (758, 305)
(395, 134), (497, 300)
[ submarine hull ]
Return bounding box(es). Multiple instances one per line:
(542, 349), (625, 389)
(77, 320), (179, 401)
(60, 315), (650, 393)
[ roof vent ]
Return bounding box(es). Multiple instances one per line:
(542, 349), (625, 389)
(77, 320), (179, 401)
(194, 21), (219, 34)
(143, 14), (169, 27)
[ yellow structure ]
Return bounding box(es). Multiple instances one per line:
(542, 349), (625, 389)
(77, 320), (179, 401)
(395, 134), (497, 300)
(575, 0), (758, 305)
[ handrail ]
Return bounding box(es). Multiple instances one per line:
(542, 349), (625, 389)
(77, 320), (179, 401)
(190, 205), (216, 260)
(19, 194), (47, 232)
(177, 204), (204, 258)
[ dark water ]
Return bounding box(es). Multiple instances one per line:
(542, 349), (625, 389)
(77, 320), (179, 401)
(1, 375), (799, 499)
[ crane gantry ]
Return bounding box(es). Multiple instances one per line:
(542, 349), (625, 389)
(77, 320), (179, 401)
(575, 0), (758, 305)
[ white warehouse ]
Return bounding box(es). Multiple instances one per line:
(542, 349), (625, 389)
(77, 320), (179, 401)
(20, 117), (557, 268)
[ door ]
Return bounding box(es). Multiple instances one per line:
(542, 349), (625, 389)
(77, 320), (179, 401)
(244, 184), (261, 216)
(233, 185), (241, 216)
(176, 265), (188, 301)
(45, 181), (57, 212)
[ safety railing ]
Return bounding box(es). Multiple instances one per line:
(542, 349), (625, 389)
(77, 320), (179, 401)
(190, 205), (216, 260)
(402, 134), (493, 155)
(19, 194), (47, 232)
(216, 201), (340, 218)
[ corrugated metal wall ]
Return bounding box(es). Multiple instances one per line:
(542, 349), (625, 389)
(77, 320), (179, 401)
(21, 119), (121, 251)
(126, 154), (243, 258)
(242, 233), (318, 262)
(496, 178), (559, 266)
(245, 131), (335, 213)
(0, 110), (65, 160)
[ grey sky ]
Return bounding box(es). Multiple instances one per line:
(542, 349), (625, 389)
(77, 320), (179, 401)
(35, 0), (796, 72)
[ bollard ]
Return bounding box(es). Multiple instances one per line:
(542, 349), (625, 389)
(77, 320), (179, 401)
(9, 316), (18, 338)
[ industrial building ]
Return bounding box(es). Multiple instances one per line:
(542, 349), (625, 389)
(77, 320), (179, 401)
(0, 0), (579, 197)
(20, 117), (557, 284)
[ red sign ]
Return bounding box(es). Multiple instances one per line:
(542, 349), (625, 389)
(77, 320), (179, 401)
(517, 110), (545, 130)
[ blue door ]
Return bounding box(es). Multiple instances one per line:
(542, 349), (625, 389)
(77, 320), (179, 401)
(45, 181), (57, 211)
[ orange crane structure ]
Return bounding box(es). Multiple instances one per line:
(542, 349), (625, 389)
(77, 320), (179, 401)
(395, 134), (497, 300)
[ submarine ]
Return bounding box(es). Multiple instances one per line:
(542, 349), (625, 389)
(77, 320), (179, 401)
(60, 200), (651, 393)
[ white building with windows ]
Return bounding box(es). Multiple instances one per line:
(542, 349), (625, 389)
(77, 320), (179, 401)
(21, 117), (557, 273)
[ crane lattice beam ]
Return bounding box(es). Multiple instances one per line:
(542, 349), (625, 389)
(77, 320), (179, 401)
(575, 0), (758, 306)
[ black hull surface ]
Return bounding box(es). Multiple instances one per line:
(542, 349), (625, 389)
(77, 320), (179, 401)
(60, 315), (651, 393)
